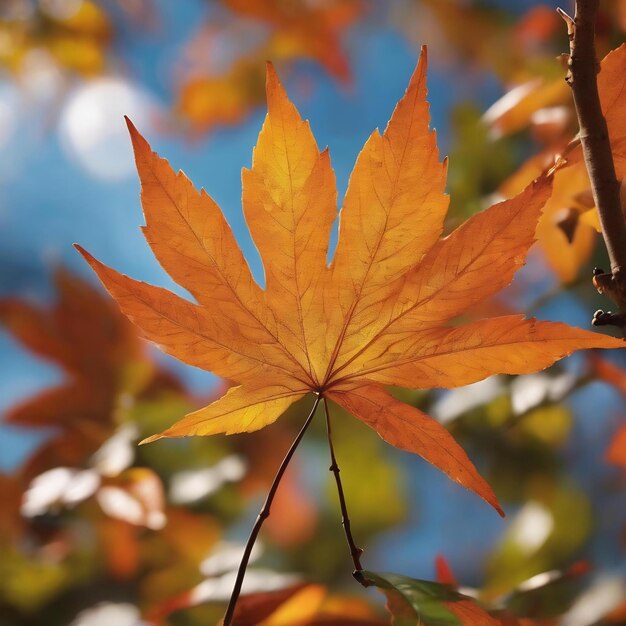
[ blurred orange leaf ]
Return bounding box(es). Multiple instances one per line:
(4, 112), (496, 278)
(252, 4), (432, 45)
(99, 518), (141, 580)
(0, 270), (185, 480)
(150, 581), (385, 625)
(501, 43), (626, 282)
(264, 464), (319, 548)
(484, 77), (570, 139)
(591, 354), (626, 396)
(177, 58), (266, 133)
(606, 425), (626, 469)
(0, 473), (25, 543)
(435, 555), (458, 587)
(0, 271), (142, 468)
(175, 0), (361, 132)
(223, 0), (360, 81)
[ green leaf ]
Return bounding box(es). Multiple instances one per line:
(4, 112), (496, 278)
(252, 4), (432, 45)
(365, 571), (499, 625)
(365, 571), (462, 625)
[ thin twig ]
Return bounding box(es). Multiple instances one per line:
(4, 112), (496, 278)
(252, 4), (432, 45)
(222, 394), (321, 626)
(559, 0), (626, 328)
(322, 398), (370, 586)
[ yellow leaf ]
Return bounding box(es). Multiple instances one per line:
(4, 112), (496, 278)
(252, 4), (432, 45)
(327, 47), (448, 371)
(260, 584), (326, 625)
(484, 77), (570, 138)
(142, 383), (307, 441)
(580, 206), (601, 231)
(242, 63), (337, 382)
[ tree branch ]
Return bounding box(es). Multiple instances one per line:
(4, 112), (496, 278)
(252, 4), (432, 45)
(322, 398), (370, 586)
(222, 394), (321, 626)
(559, 0), (626, 329)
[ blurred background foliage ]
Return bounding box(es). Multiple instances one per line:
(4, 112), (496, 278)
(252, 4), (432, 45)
(2, 0), (626, 624)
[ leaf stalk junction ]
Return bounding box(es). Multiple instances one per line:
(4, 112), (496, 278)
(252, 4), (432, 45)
(222, 394), (367, 626)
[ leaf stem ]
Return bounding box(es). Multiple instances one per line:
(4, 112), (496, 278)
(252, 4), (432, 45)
(222, 394), (321, 626)
(322, 398), (368, 586)
(559, 0), (626, 326)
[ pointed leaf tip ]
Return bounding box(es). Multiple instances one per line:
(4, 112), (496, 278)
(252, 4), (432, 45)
(124, 116), (146, 153)
(73, 243), (88, 258)
(329, 386), (505, 517)
(139, 434), (163, 445)
(413, 44), (428, 80)
(74, 245), (114, 285)
(124, 115), (139, 140)
(490, 495), (505, 518)
(74, 243), (97, 267)
(264, 62), (293, 117)
(435, 555), (458, 586)
(265, 61), (280, 90)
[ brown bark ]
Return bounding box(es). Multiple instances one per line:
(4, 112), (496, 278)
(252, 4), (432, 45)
(559, 1), (626, 330)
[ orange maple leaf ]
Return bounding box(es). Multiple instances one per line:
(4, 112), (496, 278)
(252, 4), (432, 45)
(0, 269), (184, 479)
(0, 270), (140, 471)
(76, 48), (623, 515)
(223, 0), (359, 81)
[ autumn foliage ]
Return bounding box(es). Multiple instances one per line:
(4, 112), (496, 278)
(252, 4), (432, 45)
(78, 50), (620, 520)
(3, 2), (626, 626)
